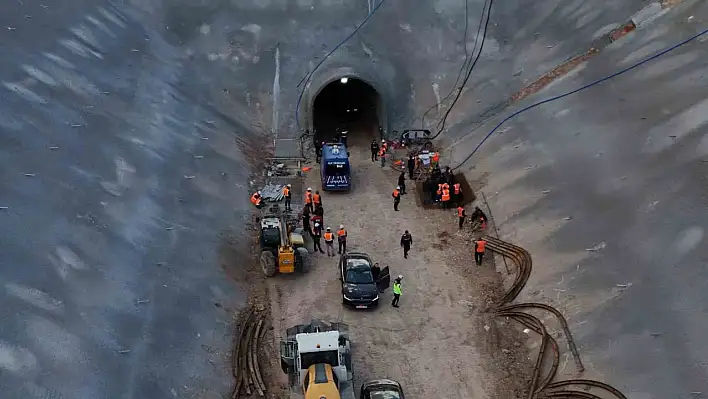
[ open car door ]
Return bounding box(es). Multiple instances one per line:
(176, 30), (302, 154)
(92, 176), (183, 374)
(376, 266), (391, 292)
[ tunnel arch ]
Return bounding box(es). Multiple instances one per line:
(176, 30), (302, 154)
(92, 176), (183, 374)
(298, 65), (392, 141)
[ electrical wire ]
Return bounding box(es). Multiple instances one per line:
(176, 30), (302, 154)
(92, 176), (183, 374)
(295, 0), (389, 131)
(419, 0), (477, 130)
(430, 0), (493, 139)
(450, 25), (708, 171)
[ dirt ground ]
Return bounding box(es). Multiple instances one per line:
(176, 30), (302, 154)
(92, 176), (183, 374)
(237, 132), (533, 399)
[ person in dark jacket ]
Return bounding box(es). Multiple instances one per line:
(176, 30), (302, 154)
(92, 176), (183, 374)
(400, 230), (413, 258)
(311, 223), (324, 253)
(397, 172), (406, 195)
(407, 154), (416, 179)
(371, 140), (379, 162)
(302, 206), (312, 236)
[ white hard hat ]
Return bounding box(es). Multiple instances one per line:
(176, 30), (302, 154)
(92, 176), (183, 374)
(381, 139), (385, 142)
(326, 227), (331, 230)
(396, 186), (400, 190)
(307, 187), (312, 191)
(339, 224), (344, 229)
(257, 191), (261, 195)
(315, 223), (320, 227)
(287, 184), (291, 187)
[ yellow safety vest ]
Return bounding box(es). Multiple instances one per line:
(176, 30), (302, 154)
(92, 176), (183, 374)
(393, 283), (402, 295)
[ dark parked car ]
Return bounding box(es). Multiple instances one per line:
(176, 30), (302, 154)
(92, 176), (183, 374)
(361, 379), (405, 399)
(339, 252), (390, 309)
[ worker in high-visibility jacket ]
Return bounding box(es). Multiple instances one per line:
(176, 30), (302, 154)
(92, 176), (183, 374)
(250, 191), (263, 208)
(323, 227), (335, 257)
(337, 225), (348, 254)
(453, 182), (462, 206)
(304, 187), (313, 212)
(457, 206), (466, 229)
(391, 275), (403, 308)
(283, 184), (292, 210)
(392, 186), (401, 211)
(436, 183), (443, 202)
(474, 237), (487, 266)
(441, 188), (451, 209)
(313, 190), (322, 208)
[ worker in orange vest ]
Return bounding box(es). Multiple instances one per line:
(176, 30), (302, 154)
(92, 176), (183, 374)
(432, 152), (440, 165)
(457, 206), (466, 229)
(305, 187), (313, 212)
(474, 237), (487, 266)
(379, 146), (386, 167)
(313, 190), (322, 208)
(283, 184), (292, 210)
(392, 186), (401, 211)
(323, 227), (335, 256)
(453, 182), (461, 206)
(441, 188), (451, 209)
(337, 224), (347, 254)
(250, 191), (263, 208)
(436, 183), (443, 202)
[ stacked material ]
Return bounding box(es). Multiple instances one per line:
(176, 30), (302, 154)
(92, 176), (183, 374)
(259, 184), (285, 201)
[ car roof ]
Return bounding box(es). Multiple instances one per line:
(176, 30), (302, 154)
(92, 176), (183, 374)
(345, 257), (371, 269)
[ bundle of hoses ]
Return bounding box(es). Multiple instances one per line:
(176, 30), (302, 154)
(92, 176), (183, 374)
(230, 306), (268, 399)
(484, 236), (627, 399)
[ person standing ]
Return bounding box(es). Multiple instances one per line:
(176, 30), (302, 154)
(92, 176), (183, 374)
(340, 130), (348, 147)
(453, 182), (462, 207)
(302, 206), (312, 236)
(371, 262), (381, 281)
(392, 186), (401, 211)
(313, 190), (322, 208)
(398, 172), (406, 195)
(305, 187), (313, 213)
(407, 154), (416, 180)
(371, 140), (379, 162)
(457, 206), (466, 229)
(391, 276), (402, 308)
(379, 146), (386, 167)
(315, 141), (323, 163)
(441, 187), (451, 209)
(283, 184), (292, 210)
(474, 237), (487, 266)
(323, 227), (335, 257)
(400, 230), (413, 258)
(337, 224), (347, 254)
(312, 223), (325, 254)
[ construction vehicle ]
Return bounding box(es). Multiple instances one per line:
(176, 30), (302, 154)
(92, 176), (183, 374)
(280, 320), (355, 399)
(259, 208), (311, 277)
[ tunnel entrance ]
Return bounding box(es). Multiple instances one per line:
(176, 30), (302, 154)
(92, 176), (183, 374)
(312, 77), (381, 147)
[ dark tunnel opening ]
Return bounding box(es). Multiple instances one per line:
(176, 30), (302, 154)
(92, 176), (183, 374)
(312, 77), (381, 147)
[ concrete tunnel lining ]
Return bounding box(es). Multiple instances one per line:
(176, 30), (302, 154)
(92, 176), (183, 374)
(299, 65), (393, 139)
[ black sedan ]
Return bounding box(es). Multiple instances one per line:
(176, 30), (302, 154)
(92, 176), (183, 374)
(361, 379), (405, 399)
(339, 252), (390, 309)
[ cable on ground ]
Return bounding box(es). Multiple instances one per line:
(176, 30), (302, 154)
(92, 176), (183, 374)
(295, 0), (388, 131)
(451, 26), (708, 171)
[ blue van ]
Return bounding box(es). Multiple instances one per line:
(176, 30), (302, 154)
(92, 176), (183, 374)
(321, 143), (351, 191)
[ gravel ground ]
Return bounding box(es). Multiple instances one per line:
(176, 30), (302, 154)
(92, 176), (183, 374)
(248, 132), (533, 398)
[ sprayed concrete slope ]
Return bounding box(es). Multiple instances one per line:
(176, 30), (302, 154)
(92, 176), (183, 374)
(446, 1), (708, 397)
(0, 0), (705, 397)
